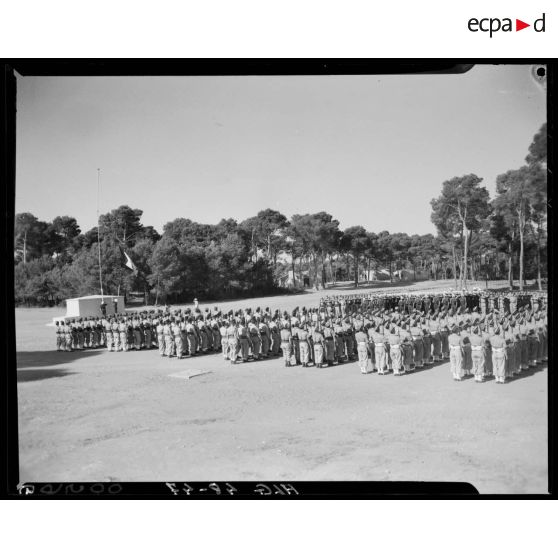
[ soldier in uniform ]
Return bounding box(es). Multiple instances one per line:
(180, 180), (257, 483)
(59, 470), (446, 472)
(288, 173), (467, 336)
(219, 320), (229, 359)
(312, 324), (325, 368)
(173, 319), (184, 358)
(421, 319), (433, 365)
(410, 320), (424, 369)
(116, 318), (125, 351)
(144, 317), (154, 349)
(388, 326), (403, 375)
(211, 318), (221, 354)
(133, 315), (142, 350)
(450, 295), (458, 314)
(323, 321), (335, 367)
(269, 320), (281, 357)
(424, 295), (431, 315)
(62, 320), (72, 351)
(439, 312), (450, 359)
(82, 317), (91, 348)
(298, 323), (311, 367)
(343, 319), (356, 361)
(126, 319), (134, 351)
(372, 325), (387, 374)
(355, 324), (370, 374)
(366, 320), (376, 371)
(78, 319), (85, 350)
(237, 319), (250, 362)
(105, 319), (113, 351)
(112, 318), (121, 352)
(185, 315), (194, 351)
(399, 323), (414, 372)
(164, 319), (175, 357)
(280, 322), (293, 367)
(290, 313), (301, 365)
(259, 319), (271, 358)
(429, 314), (442, 362)
(448, 324), (463, 381)
(198, 321), (210, 353)
(334, 320), (346, 363)
(398, 295), (406, 314)
(248, 318), (262, 360)
(91, 318), (100, 348)
(481, 324), (493, 377)
(490, 326), (507, 384)
(503, 322), (515, 379)
(226, 320), (238, 363)
(527, 318), (538, 368)
(156, 319), (165, 356)
(55, 321), (63, 351)
(459, 321), (473, 377)
(469, 325), (485, 382)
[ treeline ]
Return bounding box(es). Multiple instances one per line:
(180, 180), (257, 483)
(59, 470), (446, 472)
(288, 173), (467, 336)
(14, 123), (547, 306)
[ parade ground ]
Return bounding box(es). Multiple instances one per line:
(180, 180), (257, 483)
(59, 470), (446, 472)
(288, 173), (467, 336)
(15, 281), (548, 494)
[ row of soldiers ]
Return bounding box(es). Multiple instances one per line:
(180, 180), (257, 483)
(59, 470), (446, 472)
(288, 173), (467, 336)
(321, 290), (547, 317)
(54, 293), (547, 384)
(272, 306), (547, 383)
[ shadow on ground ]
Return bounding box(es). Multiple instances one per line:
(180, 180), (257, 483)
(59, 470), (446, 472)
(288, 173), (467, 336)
(17, 349), (103, 369)
(17, 368), (77, 383)
(507, 364), (547, 382)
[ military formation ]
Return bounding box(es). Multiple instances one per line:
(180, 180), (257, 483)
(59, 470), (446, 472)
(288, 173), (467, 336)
(54, 288), (547, 384)
(319, 289), (544, 317)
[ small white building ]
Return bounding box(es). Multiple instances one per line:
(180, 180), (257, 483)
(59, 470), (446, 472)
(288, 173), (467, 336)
(52, 295), (125, 325)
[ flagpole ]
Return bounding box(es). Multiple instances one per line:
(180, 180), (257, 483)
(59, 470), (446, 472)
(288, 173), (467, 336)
(97, 168), (104, 298)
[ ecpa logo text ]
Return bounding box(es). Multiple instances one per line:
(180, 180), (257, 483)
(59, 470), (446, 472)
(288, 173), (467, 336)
(468, 13), (545, 37)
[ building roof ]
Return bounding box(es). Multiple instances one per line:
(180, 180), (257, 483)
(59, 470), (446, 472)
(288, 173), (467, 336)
(66, 295), (125, 301)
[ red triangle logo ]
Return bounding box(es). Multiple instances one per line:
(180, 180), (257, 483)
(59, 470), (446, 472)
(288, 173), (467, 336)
(516, 19), (530, 31)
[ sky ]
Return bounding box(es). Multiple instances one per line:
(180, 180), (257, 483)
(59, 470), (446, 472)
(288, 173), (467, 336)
(15, 65), (546, 236)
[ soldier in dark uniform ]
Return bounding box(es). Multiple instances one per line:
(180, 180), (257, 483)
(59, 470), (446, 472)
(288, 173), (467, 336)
(433, 294), (441, 313)
(424, 295), (431, 314)
(406, 295), (414, 315)
(451, 295), (458, 313)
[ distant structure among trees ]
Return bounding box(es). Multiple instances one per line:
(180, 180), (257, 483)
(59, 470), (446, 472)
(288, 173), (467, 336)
(14, 123), (547, 306)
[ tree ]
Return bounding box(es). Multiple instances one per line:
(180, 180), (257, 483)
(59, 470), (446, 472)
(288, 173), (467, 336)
(310, 212), (341, 288)
(526, 167), (547, 289)
(430, 174), (490, 289)
(99, 205), (145, 247)
(526, 123), (547, 168)
(284, 222), (305, 288)
(240, 209), (288, 265)
(289, 214), (315, 286)
(489, 209), (516, 287)
(138, 225), (161, 244)
(205, 232), (251, 296)
(129, 238), (157, 297)
(14, 212), (50, 263)
(525, 122), (547, 289)
(341, 226), (371, 288)
(363, 231), (378, 282)
(148, 236), (208, 302)
(288, 213), (341, 288)
(376, 231), (394, 281)
(48, 216), (81, 262)
(495, 166), (534, 290)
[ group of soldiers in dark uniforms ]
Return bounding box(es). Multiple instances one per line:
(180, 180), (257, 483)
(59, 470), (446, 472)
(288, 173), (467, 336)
(320, 290), (545, 318)
(54, 288), (547, 384)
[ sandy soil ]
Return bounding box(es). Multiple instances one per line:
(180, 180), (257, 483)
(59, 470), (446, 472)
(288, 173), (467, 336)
(15, 281), (548, 494)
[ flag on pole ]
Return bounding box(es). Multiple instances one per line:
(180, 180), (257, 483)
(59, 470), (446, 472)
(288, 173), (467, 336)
(123, 250), (138, 274)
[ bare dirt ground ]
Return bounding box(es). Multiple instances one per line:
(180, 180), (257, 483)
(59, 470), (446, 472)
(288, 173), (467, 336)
(15, 280), (548, 493)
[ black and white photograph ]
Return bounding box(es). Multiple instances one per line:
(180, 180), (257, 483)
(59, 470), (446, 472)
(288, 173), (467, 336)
(10, 63), (549, 495)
